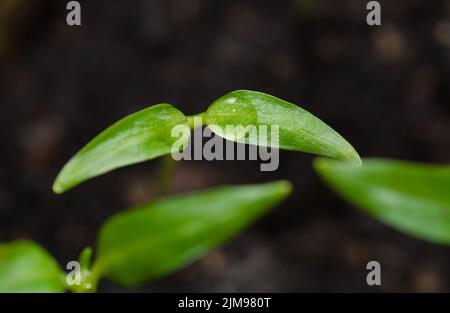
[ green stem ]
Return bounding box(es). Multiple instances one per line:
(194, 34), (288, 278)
(153, 155), (178, 199)
(152, 113), (207, 198)
(187, 112), (206, 130)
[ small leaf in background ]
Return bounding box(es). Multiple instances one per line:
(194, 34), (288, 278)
(205, 90), (361, 164)
(314, 158), (450, 244)
(78, 247), (93, 271)
(53, 104), (189, 193)
(92, 180), (292, 286)
(0, 240), (65, 292)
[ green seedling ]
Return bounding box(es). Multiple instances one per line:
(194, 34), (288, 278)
(9, 90), (450, 292)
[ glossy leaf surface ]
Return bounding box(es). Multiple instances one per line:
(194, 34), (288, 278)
(205, 90), (361, 164)
(53, 104), (189, 193)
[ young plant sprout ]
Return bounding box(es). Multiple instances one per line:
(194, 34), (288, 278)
(52, 90), (361, 194)
(1, 90), (449, 293)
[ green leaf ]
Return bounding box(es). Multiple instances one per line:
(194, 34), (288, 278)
(53, 104), (189, 193)
(314, 158), (450, 244)
(92, 180), (292, 286)
(205, 90), (361, 164)
(78, 247), (93, 271)
(0, 240), (65, 292)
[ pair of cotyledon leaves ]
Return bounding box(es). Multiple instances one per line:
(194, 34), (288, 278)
(52, 90), (361, 193)
(1, 90), (449, 292)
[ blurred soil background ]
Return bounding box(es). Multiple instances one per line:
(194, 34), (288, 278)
(0, 0), (449, 292)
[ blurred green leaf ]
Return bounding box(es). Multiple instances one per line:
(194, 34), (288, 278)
(0, 240), (65, 292)
(314, 158), (450, 244)
(53, 104), (189, 193)
(205, 90), (361, 164)
(92, 180), (292, 286)
(78, 247), (93, 271)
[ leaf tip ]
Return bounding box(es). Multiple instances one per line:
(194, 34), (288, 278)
(265, 180), (293, 201)
(336, 140), (362, 165)
(313, 157), (344, 174)
(52, 178), (65, 194)
(274, 179), (293, 195)
(349, 150), (363, 165)
(312, 157), (328, 174)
